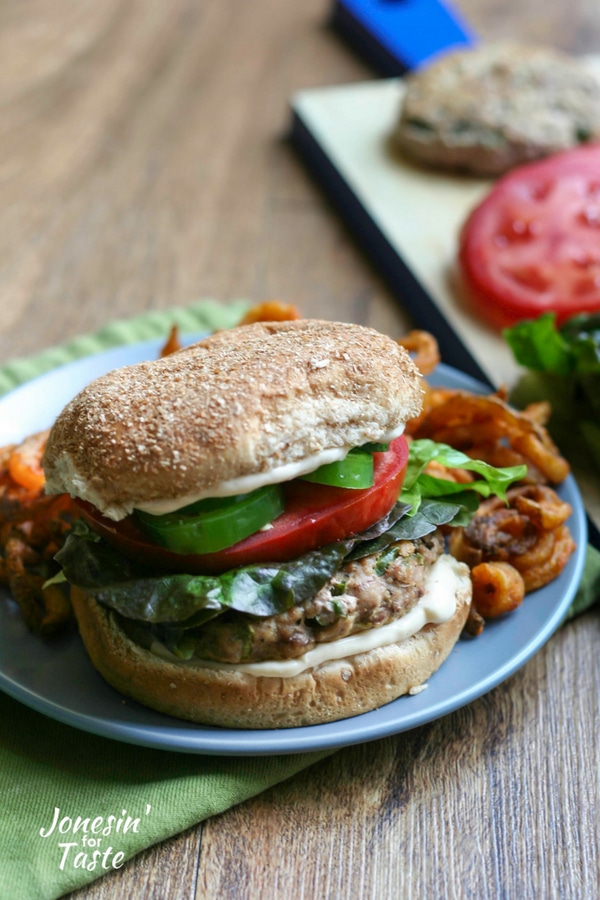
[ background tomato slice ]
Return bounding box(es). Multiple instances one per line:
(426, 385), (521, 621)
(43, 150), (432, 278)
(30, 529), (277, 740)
(76, 436), (409, 574)
(459, 143), (600, 329)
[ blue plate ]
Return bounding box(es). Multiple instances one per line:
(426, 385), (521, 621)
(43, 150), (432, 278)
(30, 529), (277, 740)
(0, 340), (587, 755)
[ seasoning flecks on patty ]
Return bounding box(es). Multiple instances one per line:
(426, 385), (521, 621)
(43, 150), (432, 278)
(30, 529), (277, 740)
(171, 532), (445, 664)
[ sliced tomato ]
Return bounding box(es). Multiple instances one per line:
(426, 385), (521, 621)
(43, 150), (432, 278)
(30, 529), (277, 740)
(459, 143), (600, 329)
(75, 436), (409, 574)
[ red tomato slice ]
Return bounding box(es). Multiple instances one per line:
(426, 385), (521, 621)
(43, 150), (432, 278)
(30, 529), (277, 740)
(459, 143), (600, 329)
(75, 436), (409, 575)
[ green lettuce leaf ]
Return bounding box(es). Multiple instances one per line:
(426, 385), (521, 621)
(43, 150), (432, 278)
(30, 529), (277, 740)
(400, 439), (526, 514)
(505, 312), (600, 468)
(504, 312), (574, 375)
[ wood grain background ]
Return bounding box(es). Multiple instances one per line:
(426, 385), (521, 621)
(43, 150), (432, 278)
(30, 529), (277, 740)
(1, 1), (598, 897)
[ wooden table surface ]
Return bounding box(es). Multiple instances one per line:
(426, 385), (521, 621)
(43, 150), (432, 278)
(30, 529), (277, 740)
(2, 1), (599, 897)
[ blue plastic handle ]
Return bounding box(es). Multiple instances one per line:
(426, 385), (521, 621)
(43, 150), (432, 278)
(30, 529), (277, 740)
(333, 0), (476, 72)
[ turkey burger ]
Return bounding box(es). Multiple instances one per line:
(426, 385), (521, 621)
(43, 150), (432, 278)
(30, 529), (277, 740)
(43, 320), (472, 728)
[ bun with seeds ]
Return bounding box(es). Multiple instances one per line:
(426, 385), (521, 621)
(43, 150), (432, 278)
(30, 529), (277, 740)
(43, 320), (423, 521)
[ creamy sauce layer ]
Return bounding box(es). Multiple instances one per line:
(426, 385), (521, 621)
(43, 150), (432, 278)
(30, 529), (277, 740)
(134, 424), (406, 516)
(149, 554), (464, 678)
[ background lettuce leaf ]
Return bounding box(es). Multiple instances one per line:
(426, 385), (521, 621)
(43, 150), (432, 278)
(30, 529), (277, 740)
(504, 312), (573, 375)
(506, 312), (600, 468)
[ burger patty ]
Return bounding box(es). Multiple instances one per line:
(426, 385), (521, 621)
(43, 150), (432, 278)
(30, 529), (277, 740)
(395, 43), (600, 176)
(185, 531), (445, 664)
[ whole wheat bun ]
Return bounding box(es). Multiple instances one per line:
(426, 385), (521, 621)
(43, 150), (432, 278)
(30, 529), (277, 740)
(70, 566), (471, 729)
(43, 320), (423, 521)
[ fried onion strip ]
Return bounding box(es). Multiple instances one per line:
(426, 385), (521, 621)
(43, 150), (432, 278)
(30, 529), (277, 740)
(160, 325), (182, 357)
(238, 301), (302, 325)
(397, 330), (440, 376)
(471, 561), (525, 618)
(409, 390), (570, 485)
(519, 526), (576, 593)
(450, 484), (575, 598)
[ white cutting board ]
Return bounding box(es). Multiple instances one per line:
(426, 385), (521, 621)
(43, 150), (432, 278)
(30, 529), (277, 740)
(292, 62), (600, 528)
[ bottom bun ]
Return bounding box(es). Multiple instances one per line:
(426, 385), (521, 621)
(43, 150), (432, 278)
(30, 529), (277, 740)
(71, 572), (472, 729)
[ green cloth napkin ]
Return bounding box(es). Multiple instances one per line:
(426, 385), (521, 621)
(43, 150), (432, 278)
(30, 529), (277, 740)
(0, 299), (249, 396)
(0, 301), (336, 900)
(565, 541), (600, 620)
(0, 691), (334, 900)
(0, 300), (598, 899)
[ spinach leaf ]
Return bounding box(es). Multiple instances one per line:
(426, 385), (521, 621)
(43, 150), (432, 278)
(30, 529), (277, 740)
(56, 530), (224, 624)
(346, 497), (462, 561)
(214, 543), (351, 617)
(57, 522), (351, 623)
(56, 504), (413, 625)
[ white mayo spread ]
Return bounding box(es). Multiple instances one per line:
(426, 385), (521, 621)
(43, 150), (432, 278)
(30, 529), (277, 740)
(149, 554), (463, 678)
(133, 423), (406, 516)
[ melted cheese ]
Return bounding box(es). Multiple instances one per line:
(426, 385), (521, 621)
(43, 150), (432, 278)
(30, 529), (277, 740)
(149, 554), (464, 678)
(134, 424), (406, 515)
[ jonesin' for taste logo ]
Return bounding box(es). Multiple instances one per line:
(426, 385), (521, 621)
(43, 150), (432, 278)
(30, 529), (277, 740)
(39, 805), (152, 872)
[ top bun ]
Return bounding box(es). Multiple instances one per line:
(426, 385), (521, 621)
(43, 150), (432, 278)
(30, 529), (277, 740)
(42, 320), (423, 520)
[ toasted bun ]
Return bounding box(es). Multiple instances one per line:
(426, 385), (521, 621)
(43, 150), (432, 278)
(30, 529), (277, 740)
(70, 565), (471, 729)
(43, 320), (423, 520)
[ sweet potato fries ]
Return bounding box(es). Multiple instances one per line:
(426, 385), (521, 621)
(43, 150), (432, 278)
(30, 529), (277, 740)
(402, 330), (576, 627)
(0, 432), (77, 635)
